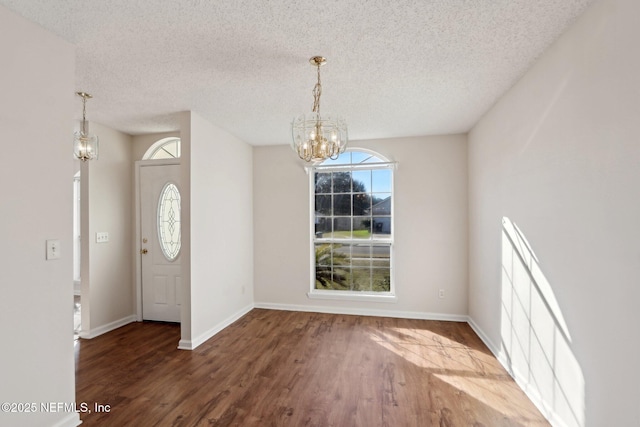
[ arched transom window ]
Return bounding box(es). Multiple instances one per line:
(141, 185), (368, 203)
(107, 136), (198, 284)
(143, 137), (181, 160)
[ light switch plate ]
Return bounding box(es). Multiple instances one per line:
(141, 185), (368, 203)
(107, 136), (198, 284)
(96, 232), (109, 243)
(46, 239), (61, 260)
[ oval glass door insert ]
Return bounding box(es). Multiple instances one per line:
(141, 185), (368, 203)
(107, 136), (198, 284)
(157, 182), (181, 261)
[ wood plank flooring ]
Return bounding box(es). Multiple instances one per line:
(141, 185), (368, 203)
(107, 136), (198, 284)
(75, 309), (550, 426)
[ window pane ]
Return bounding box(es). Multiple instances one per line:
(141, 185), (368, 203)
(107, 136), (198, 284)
(352, 243), (371, 261)
(152, 147), (175, 159)
(371, 245), (390, 268)
(371, 194), (391, 214)
(332, 244), (350, 266)
(352, 217), (371, 239)
(148, 138), (181, 160)
(315, 195), (332, 215)
(352, 170), (371, 192)
(333, 217), (351, 238)
(352, 151), (383, 164)
(352, 268), (372, 291)
(372, 169), (392, 192)
(333, 194), (351, 215)
(352, 244), (373, 290)
(315, 216), (332, 237)
(332, 171), (352, 193)
(352, 193), (371, 215)
(315, 243), (332, 266)
(372, 268), (391, 291)
(315, 172), (332, 194)
(363, 156), (384, 164)
(315, 243), (350, 290)
(372, 217), (391, 236)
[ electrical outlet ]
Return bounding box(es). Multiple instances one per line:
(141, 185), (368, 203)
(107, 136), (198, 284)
(438, 289), (445, 299)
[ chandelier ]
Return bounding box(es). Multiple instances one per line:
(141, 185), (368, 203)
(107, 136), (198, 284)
(291, 56), (348, 163)
(73, 92), (99, 161)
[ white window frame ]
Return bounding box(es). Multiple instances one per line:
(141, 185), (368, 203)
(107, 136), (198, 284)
(143, 137), (181, 160)
(306, 148), (397, 303)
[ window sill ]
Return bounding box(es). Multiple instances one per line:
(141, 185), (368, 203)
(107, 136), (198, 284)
(307, 290), (397, 303)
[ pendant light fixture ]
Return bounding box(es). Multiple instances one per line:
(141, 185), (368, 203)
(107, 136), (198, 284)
(73, 92), (99, 161)
(291, 56), (348, 163)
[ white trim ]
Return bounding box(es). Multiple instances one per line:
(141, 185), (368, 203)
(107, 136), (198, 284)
(134, 159), (181, 322)
(78, 315), (137, 339)
(177, 339), (193, 350)
(309, 161), (397, 173)
(466, 316), (501, 357)
(50, 412), (82, 427)
(142, 137), (181, 160)
(177, 304), (254, 350)
(309, 148), (396, 297)
(254, 302), (468, 322)
(307, 290), (397, 303)
(466, 316), (570, 427)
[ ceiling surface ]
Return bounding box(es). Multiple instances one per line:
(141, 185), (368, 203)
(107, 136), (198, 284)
(1, 0), (594, 145)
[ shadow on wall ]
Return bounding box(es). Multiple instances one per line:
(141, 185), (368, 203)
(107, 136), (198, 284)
(501, 217), (584, 427)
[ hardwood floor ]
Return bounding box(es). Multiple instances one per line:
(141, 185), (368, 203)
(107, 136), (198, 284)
(75, 309), (549, 426)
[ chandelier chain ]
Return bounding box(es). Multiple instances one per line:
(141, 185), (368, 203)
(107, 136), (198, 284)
(312, 64), (322, 114)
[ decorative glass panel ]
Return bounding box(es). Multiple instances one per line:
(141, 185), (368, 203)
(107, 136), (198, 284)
(157, 182), (181, 261)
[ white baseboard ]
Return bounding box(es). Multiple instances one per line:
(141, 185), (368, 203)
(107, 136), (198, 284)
(178, 304), (254, 350)
(466, 315), (570, 427)
(177, 338), (193, 350)
(466, 316), (503, 358)
(50, 412), (81, 427)
(78, 315), (137, 339)
(254, 301), (468, 322)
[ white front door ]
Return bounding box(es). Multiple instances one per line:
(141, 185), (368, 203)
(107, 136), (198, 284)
(140, 163), (182, 322)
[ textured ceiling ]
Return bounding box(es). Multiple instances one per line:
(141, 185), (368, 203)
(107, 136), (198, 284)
(1, 0), (594, 145)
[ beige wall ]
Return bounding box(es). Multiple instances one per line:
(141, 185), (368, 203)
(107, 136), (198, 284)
(253, 135), (468, 318)
(180, 111), (254, 348)
(468, 0), (640, 424)
(80, 123), (135, 336)
(0, 5), (79, 427)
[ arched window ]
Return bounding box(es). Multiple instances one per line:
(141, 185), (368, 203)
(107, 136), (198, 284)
(309, 149), (395, 300)
(143, 137), (181, 160)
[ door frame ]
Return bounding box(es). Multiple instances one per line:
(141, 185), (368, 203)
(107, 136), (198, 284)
(134, 159), (181, 321)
